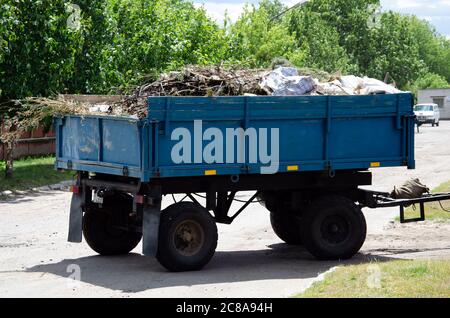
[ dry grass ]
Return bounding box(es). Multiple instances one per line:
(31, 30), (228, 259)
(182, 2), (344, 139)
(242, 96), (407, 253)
(1, 97), (91, 143)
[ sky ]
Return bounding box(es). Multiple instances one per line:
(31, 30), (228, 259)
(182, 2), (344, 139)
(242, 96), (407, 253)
(192, 0), (450, 38)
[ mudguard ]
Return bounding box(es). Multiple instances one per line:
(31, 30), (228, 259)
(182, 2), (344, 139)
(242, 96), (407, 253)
(142, 187), (162, 257)
(68, 192), (84, 243)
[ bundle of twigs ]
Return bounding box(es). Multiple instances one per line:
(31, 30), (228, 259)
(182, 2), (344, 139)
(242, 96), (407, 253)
(122, 65), (270, 118)
(0, 97), (91, 143)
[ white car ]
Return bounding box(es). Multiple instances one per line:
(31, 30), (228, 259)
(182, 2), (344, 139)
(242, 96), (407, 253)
(414, 103), (440, 127)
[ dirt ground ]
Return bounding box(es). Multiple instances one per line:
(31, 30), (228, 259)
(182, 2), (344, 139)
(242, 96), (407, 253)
(0, 122), (450, 298)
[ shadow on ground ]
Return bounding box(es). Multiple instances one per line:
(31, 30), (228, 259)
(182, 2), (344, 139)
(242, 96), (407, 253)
(26, 243), (395, 294)
(0, 190), (67, 204)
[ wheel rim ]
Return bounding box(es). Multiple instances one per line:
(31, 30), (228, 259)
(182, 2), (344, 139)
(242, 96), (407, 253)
(173, 220), (205, 257)
(320, 215), (350, 245)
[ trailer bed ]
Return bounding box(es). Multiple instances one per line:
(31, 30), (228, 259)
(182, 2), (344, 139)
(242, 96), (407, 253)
(55, 94), (415, 180)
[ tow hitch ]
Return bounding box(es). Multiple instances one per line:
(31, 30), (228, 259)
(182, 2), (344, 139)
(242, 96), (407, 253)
(361, 190), (450, 223)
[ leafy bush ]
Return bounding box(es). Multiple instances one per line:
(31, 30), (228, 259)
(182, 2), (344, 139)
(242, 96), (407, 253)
(98, 0), (229, 93)
(226, 3), (297, 68)
(1, 0), (450, 99)
(363, 12), (426, 88)
(0, 0), (83, 99)
(0, 0), (228, 98)
(406, 73), (450, 97)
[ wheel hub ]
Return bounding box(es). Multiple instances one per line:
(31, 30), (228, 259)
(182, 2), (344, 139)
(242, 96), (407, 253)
(330, 224), (339, 233)
(321, 215), (350, 245)
(173, 220), (205, 257)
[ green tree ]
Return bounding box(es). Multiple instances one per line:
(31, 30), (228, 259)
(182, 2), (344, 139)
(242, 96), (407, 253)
(259, 0), (285, 20)
(100, 0), (228, 92)
(407, 16), (450, 83)
(287, 9), (355, 73)
(227, 2), (298, 67)
(407, 73), (449, 97)
(0, 2), (17, 97)
(288, 0), (380, 73)
(366, 12), (426, 88)
(439, 40), (450, 83)
(64, 1), (112, 94)
(0, 0), (229, 97)
(0, 0), (84, 100)
(3, 0), (450, 98)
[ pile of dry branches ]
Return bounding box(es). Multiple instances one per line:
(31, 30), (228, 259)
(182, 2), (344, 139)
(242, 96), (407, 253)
(122, 65), (269, 118)
(1, 97), (91, 143)
(0, 97), (93, 177)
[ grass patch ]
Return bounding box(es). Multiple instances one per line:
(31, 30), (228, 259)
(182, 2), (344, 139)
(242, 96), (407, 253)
(0, 156), (74, 193)
(297, 260), (450, 298)
(397, 181), (450, 222)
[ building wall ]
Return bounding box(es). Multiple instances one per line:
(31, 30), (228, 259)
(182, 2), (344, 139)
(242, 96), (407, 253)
(418, 88), (450, 119)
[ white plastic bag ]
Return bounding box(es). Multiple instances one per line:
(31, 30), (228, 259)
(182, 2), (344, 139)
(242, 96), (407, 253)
(272, 76), (316, 96)
(260, 67), (316, 96)
(259, 67), (404, 97)
(340, 75), (364, 92)
(316, 80), (354, 95)
(359, 77), (402, 95)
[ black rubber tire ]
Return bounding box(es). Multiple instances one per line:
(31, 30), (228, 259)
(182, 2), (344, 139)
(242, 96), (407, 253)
(83, 194), (142, 256)
(300, 195), (366, 261)
(157, 202), (218, 272)
(270, 213), (302, 245)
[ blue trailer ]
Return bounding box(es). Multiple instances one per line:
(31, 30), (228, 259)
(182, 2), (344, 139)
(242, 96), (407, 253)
(56, 93), (444, 272)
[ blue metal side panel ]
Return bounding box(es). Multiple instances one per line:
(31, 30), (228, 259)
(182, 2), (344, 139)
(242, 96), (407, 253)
(101, 119), (141, 167)
(55, 94), (415, 182)
(408, 114), (416, 169)
(55, 116), (143, 178)
(144, 94), (414, 180)
(329, 117), (401, 159)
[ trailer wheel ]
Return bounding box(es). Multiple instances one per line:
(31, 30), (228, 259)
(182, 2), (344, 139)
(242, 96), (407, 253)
(300, 195), (366, 260)
(270, 213), (302, 245)
(157, 202), (218, 272)
(83, 194), (142, 255)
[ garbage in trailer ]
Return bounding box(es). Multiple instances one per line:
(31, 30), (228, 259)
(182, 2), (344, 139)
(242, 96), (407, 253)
(260, 67), (317, 96)
(260, 67), (404, 97)
(22, 66), (406, 120)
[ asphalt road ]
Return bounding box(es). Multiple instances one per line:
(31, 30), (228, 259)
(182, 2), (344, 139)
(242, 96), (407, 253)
(1, 122), (449, 298)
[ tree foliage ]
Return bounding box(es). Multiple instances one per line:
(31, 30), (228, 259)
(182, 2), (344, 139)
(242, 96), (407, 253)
(291, 0), (380, 73)
(407, 73), (450, 97)
(0, 0), (83, 99)
(406, 16), (450, 83)
(100, 0), (228, 92)
(1, 0), (450, 99)
(366, 12), (426, 88)
(227, 2), (297, 67)
(287, 9), (354, 72)
(64, 1), (112, 94)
